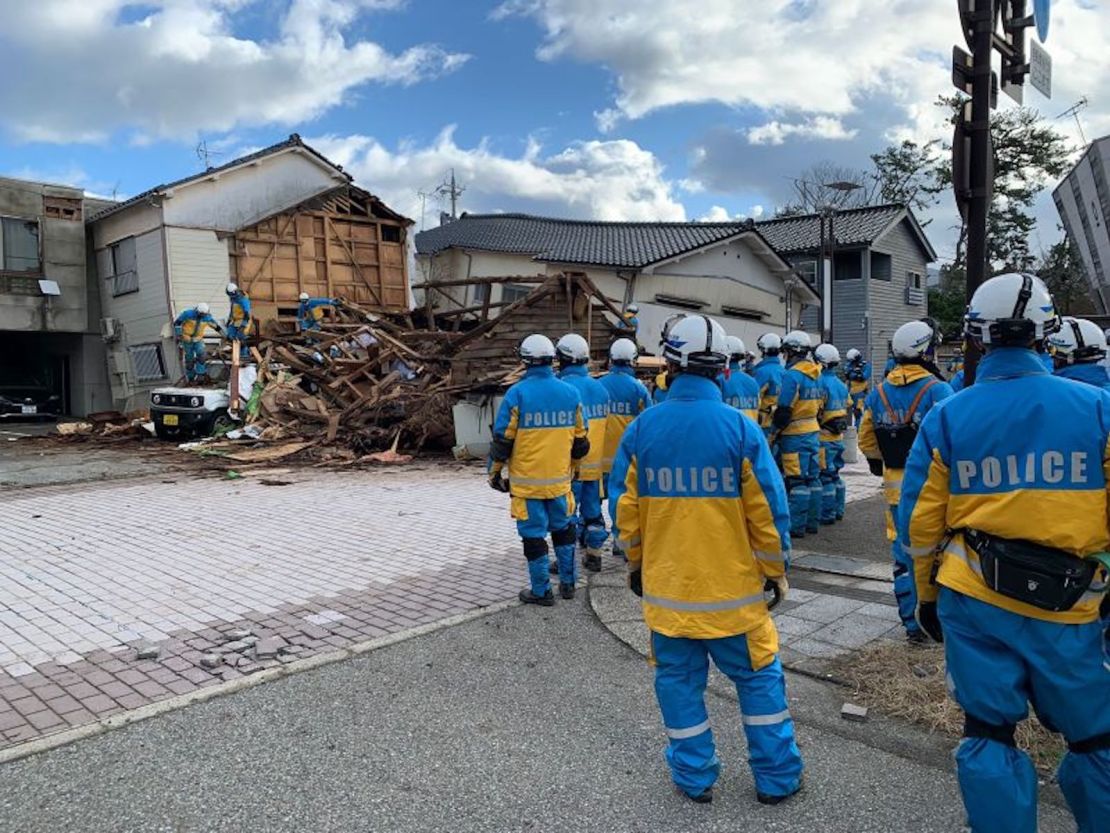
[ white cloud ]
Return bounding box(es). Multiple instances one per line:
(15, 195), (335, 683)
(698, 205), (732, 222)
(677, 178), (705, 194)
(593, 108), (622, 134)
(750, 205), (764, 219)
(309, 127), (687, 222)
(0, 1), (468, 143)
(748, 117), (857, 146)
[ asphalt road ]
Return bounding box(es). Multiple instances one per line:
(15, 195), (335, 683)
(0, 593), (1072, 833)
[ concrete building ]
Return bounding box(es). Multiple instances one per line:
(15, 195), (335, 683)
(414, 215), (820, 349)
(1053, 135), (1110, 313)
(0, 177), (113, 416)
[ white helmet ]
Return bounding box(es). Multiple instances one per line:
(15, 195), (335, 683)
(556, 333), (591, 365)
(782, 330), (812, 358)
(756, 332), (782, 356)
(609, 338), (638, 365)
(196, 302), (210, 315)
(814, 343), (840, 367)
(226, 282), (239, 296)
(626, 304), (639, 314)
(519, 334), (556, 366)
(662, 314), (729, 376)
(726, 336), (746, 361)
(891, 319), (939, 360)
(298, 292), (310, 302)
(1047, 317), (1106, 364)
(965, 273), (1060, 346)
(845, 347), (862, 362)
(660, 313), (687, 346)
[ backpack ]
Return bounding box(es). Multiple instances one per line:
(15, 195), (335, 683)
(873, 379), (938, 469)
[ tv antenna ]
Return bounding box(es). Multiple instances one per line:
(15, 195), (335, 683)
(195, 140), (224, 170)
(1056, 98), (1090, 146)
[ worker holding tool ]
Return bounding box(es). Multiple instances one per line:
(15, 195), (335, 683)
(844, 347), (871, 427)
(557, 333), (610, 572)
(858, 319), (952, 640)
(297, 293), (341, 334)
(899, 273), (1110, 833)
(751, 333), (785, 442)
(1048, 316), (1110, 390)
(173, 302), (222, 383)
(719, 336), (761, 422)
(224, 282), (253, 360)
(814, 344), (849, 525)
(599, 338), (650, 560)
(609, 313), (802, 807)
(489, 334), (589, 604)
(772, 331), (824, 538)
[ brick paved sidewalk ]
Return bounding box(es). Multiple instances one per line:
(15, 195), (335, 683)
(0, 464), (525, 749)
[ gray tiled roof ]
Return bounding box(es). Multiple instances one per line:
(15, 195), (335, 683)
(414, 204), (930, 266)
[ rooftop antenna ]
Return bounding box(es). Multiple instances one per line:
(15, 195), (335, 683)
(195, 140), (224, 171)
(1056, 98), (1090, 146)
(434, 168), (465, 220)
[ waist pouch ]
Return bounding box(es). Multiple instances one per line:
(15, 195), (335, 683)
(875, 424), (917, 468)
(964, 529), (1097, 612)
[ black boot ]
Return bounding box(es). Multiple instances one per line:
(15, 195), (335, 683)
(678, 786), (713, 804)
(549, 559), (558, 575)
(559, 582), (575, 600)
(757, 779), (802, 806)
(519, 589), (555, 607)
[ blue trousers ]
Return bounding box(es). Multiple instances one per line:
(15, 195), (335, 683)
(778, 432), (821, 535)
(819, 440), (846, 523)
(849, 391), (867, 427)
(887, 502), (920, 636)
(226, 323), (251, 359)
(571, 478), (608, 551)
(940, 588), (1110, 833)
(651, 626), (803, 799)
(182, 341), (207, 382)
(514, 496), (577, 593)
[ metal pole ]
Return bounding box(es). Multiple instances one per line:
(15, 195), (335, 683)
(963, 0), (995, 386)
(819, 214), (828, 342)
(828, 210), (837, 345)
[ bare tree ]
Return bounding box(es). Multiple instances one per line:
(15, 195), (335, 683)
(786, 161), (880, 214)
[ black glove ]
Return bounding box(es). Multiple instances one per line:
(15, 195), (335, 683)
(488, 472), (510, 493)
(628, 568), (643, 597)
(916, 602), (943, 643)
(868, 458), (884, 477)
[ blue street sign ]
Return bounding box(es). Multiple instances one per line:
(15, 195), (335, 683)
(1034, 0), (1051, 42)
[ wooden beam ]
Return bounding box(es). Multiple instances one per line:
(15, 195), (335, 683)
(449, 281), (559, 350)
(326, 216), (384, 308)
(412, 275), (548, 290)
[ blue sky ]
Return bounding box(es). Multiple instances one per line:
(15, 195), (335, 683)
(1, 0), (1106, 263)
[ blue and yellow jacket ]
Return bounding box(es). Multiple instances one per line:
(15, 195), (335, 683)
(775, 359), (823, 436)
(718, 361), (761, 422)
(817, 369), (849, 442)
(949, 368), (965, 391)
(298, 298), (337, 331)
(609, 374), (792, 641)
(491, 366), (588, 500)
(228, 292), (253, 334)
(652, 372), (670, 405)
(599, 365), (650, 475)
(751, 356), (785, 430)
(846, 359), (871, 400)
(859, 364), (953, 511)
(1056, 362), (1110, 390)
(899, 348), (1110, 625)
(623, 312), (639, 334)
(560, 364), (609, 482)
(174, 308), (219, 342)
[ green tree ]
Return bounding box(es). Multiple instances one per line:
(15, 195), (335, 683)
(870, 139), (946, 221)
(927, 264), (969, 340)
(1037, 236), (1096, 315)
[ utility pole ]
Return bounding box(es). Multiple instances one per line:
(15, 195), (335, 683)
(435, 169), (465, 221)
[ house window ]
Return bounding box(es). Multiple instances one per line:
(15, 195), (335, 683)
(834, 251), (863, 280)
(907, 270), (924, 290)
(870, 252), (893, 281)
(129, 343), (167, 382)
(654, 293), (707, 310)
(791, 259), (818, 285)
(472, 282), (490, 305)
(381, 224), (402, 243)
(0, 217), (41, 273)
(43, 196), (82, 221)
(107, 237), (138, 296)
(501, 283), (532, 304)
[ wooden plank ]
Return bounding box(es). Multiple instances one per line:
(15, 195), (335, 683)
(413, 275), (548, 290)
(326, 217), (384, 308)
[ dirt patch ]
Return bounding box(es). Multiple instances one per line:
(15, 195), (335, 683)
(834, 641), (1066, 775)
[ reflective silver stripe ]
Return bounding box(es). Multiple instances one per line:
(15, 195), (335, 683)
(756, 550), (786, 563)
(741, 709), (791, 727)
(643, 592), (765, 613)
(579, 462), (602, 471)
(904, 544), (935, 557)
(617, 536), (641, 550)
(511, 475), (571, 486)
(665, 719), (711, 740)
(945, 541), (982, 577)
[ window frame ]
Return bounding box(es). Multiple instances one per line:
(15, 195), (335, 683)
(0, 215), (43, 275)
(869, 251), (893, 282)
(128, 343), (168, 382)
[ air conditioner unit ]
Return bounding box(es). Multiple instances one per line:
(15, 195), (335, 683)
(100, 317), (120, 342)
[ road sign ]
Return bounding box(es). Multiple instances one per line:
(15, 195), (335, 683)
(1030, 39), (1052, 97)
(953, 45), (999, 108)
(1034, 0), (1051, 42)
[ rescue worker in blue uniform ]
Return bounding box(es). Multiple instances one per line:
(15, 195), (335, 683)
(489, 334), (590, 603)
(859, 319), (953, 639)
(297, 292), (340, 334)
(900, 273), (1110, 833)
(557, 333), (610, 572)
(719, 336), (761, 422)
(224, 282), (253, 360)
(622, 303), (640, 342)
(752, 333), (785, 442)
(652, 314), (687, 404)
(1048, 316), (1110, 390)
(609, 314), (803, 807)
(173, 302), (222, 383)
(773, 331), (824, 537)
(946, 346), (964, 377)
(600, 338), (650, 560)
(844, 347), (871, 427)
(814, 344), (849, 524)
(950, 367), (966, 392)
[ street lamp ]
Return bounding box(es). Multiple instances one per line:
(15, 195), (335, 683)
(817, 181), (863, 344)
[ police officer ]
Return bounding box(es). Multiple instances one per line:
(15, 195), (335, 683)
(773, 331), (824, 537)
(814, 344), (849, 524)
(609, 314), (803, 807)
(599, 338), (650, 560)
(899, 273), (1110, 833)
(946, 346), (964, 377)
(173, 303), (222, 383)
(224, 282), (253, 360)
(844, 347), (871, 427)
(859, 320), (953, 639)
(652, 314), (686, 404)
(557, 333), (611, 572)
(623, 303), (640, 340)
(719, 336), (760, 422)
(751, 333), (785, 441)
(1048, 316), (1110, 390)
(489, 335), (590, 603)
(297, 292), (340, 334)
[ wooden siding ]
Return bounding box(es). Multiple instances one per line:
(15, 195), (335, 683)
(868, 219), (931, 379)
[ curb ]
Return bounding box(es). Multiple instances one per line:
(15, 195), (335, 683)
(0, 598), (519, 766)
